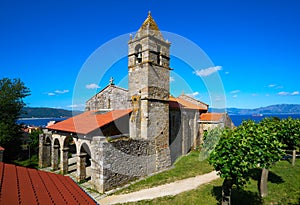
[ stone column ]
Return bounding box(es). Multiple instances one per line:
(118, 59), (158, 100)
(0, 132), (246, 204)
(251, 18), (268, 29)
(91, 136), (105, 193)
(43, 142), (51, 167)
(51, 145), (60, 170)
(193, 112), (198, 149)
(38, 134), (45, 168)
(182, 114), (186, 155)
(0, 147), (4, 162)
(61, 147), (69, 175)
(76, 153), (87, 182)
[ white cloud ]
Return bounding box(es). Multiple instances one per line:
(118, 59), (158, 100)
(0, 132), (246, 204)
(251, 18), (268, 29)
(67, 104), (85, 108)
(278, 91), (290, 96)
(230, 90), (240, 94)
(225, 71), (230, 75)
(54, 89), (69, 94)
(252, 93), (258, 97)
(170, 77), (175, 82)
(266, 94), (270, 97)
(48, 92), (55, 96)
(278, 91), (299, 96)
(86, 83), (100, 89)
(268, 84), (277, 88)
(233, 94), (238, 98)
(268, 84), (283, 89)
(187, 92), (199, 97)
(194, 66), (222, 77)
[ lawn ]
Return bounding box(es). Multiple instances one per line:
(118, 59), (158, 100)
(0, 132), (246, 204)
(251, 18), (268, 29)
(120, 159), (300, 204)
(115, 150), (214, 194)
(14, 154), (39, 169)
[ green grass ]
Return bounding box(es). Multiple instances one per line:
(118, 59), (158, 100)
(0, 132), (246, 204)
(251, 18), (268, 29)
(115, 151), (214, 194)
(120, 159), (300, 205)
(13, 154), (39, 169)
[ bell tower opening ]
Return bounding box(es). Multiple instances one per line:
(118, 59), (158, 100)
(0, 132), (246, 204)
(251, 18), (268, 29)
(135, 44), (142, 64)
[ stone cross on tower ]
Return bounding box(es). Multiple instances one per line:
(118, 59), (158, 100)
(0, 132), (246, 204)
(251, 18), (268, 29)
(109, 77), (114, 85)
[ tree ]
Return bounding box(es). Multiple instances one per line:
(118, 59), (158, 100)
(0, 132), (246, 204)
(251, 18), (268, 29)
(279, 117), (300, 166)
(209, 124), (258, 205)
(209, 119), (285, 204)
(29, 129), (43, 154)
(199, 128), (222, 161)
(254, 118), (285, 197)
(0, 78), (30, 161)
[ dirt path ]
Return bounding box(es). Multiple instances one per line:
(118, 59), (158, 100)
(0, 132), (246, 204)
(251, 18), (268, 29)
(98, 171), (219, 205)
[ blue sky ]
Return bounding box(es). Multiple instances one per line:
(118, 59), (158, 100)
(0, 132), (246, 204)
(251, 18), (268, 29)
(1, 0), (299, 110)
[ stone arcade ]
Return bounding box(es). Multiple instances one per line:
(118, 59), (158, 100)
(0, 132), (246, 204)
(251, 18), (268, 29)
(39, 12), (232, 193)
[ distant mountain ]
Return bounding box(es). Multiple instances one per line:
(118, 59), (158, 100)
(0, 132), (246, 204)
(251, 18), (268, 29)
(20, 104), (300, 118)
(210, 104), (300, 115)
(20, 107), (83, 118)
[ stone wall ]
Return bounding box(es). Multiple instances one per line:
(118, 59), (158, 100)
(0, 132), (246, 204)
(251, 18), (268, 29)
(92, 136), (156, 192)
(85, 84), (129, 111)
(169, 108), (200, 163)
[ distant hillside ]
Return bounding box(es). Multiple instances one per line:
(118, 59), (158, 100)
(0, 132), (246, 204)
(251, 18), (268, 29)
(210, 104), (300, 115)
(20, 104), (300, 118)
(20, 107), (83, 118)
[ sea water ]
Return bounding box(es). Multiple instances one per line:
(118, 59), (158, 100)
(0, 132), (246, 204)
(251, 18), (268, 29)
(17, 114), (300, 127)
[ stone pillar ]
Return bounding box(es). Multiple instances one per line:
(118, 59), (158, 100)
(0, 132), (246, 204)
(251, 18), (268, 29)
(61, 147), (69, 175)
(182, 114), (186, 155)
(38, 134), (45, 168)
(51, 145), (60, 170)
(42, 142), (51, 167)
(39, 132), (53, 168)
(91, 136), (105, 193)
(0, 147), (4, 162)
(76, 153), (87, 182)
(193, 112), (199, 149)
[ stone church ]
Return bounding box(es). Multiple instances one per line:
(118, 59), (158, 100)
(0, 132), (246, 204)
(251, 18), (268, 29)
(39, 12), (232, 193)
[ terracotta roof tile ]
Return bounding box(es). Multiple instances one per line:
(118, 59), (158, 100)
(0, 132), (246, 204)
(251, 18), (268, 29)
(0, 146), (4, 151)
(200, 113), (224, 122)
(47, 109), (132, 134)
(0, 162), (96, 205)
(169, 96), (207, 110)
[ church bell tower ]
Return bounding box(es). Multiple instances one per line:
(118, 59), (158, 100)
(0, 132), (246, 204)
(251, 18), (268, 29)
(128, 12), (171, 170)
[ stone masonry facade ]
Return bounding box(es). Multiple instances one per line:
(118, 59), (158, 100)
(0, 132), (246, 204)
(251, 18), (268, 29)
(85, 84), (130, 111)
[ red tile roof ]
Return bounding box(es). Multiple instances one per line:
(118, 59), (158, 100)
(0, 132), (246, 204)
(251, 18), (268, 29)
(169, 96), (207, 110)
(0, 146), (4, 151)
(47, 109), (132, 135)
(0, 162), (96, 204)
(200, 113), (224, 122)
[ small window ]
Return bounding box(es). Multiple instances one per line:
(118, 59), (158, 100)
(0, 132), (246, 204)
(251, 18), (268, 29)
(157, 45), (161, 65)
(107, 98), (111, 109)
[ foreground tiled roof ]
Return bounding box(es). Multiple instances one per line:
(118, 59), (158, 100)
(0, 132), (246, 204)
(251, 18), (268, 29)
(47, 109), (132, 135)
(0, 162), (96, 204)
(200, 113), (224, 122)
(169, 96), (207, 110)
(0, 146), (4, 151)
